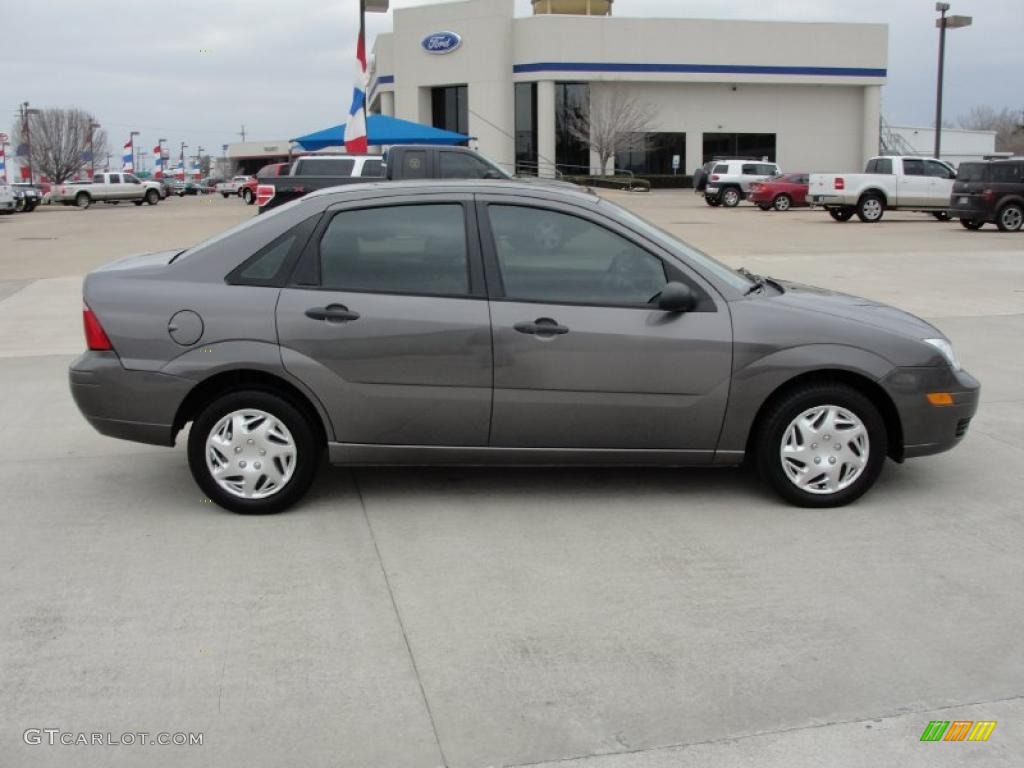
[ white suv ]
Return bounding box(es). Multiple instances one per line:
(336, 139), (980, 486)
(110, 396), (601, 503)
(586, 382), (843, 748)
(704, 160), (781, 208)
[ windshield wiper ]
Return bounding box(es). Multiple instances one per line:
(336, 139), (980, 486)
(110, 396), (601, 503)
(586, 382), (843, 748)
(738, 267), (767, 295)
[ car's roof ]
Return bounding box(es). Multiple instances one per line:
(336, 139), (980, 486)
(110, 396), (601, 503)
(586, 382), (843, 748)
(306, 178), (602, 206)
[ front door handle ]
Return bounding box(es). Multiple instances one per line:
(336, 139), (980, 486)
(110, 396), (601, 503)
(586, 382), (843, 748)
(514, 317), (569, 336)
(305, 304), (360, 323)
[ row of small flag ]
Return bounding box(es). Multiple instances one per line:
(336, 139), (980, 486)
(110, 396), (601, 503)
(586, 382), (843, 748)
(121, 139), (198, 179)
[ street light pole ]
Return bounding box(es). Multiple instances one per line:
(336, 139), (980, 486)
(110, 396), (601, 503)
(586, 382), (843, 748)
(158, 138), (167, 179)
(89, 121), (100, 178)
(933, 3), (972, 160)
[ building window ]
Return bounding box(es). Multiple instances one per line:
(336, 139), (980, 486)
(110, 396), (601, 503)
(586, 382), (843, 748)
(702, 133), (776, 163)
(514, 83), (538, 175)
(615, 132), (686, 176)
(556, 82), (590, 173)
(431, 85), (468, 137)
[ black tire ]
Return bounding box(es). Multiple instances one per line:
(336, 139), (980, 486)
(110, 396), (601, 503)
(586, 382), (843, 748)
(755, 382), (887, 508)
(996, 203), (1023, 232)
(241, 188), (254, 205)
(856, 194), (885, 223)
(773, 194), (793, 212)
(758, 203), (772, 211)
(221, 192), (230, 198)
(932, 211), (951, 221)
(75, 192), (92, 209)
(187, 390), (321, 514)
(721, 186), (742, 208)
(133, 200), (144, 206)
(960, 218), (984, 231)
(25, 202), (37, 212)
(705, 196), (722, 207)
(828, 207), (855, 222)
(145, 189), (159, 205)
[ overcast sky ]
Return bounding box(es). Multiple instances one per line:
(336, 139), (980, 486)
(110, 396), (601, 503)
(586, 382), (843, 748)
(3, 0), (1020, 168)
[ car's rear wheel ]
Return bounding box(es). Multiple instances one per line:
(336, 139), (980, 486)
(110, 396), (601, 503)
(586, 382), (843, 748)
(187, 390), (320, 514)
(75, 192), (91, 209)
(960, 218), (984, 230)
(755, 383), (886, 508)
(705, 196), (721, 207)
(773, 194), (792, 212)
(856, 194), (885, 223)
(721, 187), (741, 207)
(996, 203), (1023, 232)
(828, 207), (854, 222)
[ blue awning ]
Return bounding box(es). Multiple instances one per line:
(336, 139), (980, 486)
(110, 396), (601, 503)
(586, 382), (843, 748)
(291, 115), (470, 151)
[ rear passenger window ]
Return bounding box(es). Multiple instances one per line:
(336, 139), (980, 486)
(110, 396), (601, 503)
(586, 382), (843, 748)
(318, 205), (468, 296)
(108, 174), (121, 183)
(362, 159), (384, 177)
(902, 159), (926, 176)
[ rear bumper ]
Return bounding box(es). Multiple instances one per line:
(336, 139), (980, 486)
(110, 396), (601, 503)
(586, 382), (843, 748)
(881, 366), (980, 459)
(810, 194), (848, 207)
(948, 199), (992, 220)
(69, 351), (195, 447)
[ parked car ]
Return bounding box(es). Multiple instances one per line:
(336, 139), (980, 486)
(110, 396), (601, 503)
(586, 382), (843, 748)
(170, 179), (200, 196)
(0, 182), (15, 213)
(215, 176), (253, 197)
(49, 172), (164, 209)
(69, 180), (978, 514)
(949, 158), (1024, 232)
(809, 156), (956, 223)
(12, 183), (43, 212)
(703, 160), (782, 207)
(240, 163), (291, 205)
(257, 145), (501, 212)
(748, 173), (810, 211)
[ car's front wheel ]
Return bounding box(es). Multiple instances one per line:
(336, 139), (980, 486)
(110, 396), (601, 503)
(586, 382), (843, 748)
(241, 188), (255, 205)
(187, 390), (320, 514)
(756, 383), (886, 508)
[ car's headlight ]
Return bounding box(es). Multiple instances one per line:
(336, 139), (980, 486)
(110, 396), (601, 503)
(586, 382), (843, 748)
(924, 338), (960, 370)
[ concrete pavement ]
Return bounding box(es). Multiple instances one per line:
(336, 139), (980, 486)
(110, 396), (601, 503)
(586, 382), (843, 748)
(0, 193), (1021, 767)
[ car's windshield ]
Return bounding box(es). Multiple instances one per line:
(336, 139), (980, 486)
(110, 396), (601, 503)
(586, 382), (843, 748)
(600, 199), (753, 292)
(956, 163), (987, 182)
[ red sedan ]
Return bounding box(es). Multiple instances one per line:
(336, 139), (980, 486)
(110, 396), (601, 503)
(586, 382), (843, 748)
(748, 173), (809, 211)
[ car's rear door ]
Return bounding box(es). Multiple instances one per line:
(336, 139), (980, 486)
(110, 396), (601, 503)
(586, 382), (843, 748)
(478, 196), (732, 456)
(897, 159), (931, 207)
(276, 194), (493, 446)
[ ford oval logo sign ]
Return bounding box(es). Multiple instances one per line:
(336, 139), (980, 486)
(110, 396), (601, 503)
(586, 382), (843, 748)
(422, 31), (462, 54)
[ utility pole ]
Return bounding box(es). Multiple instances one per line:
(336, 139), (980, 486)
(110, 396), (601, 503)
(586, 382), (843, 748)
(88, 121), (100, 178)
(21, 102), (40, 184)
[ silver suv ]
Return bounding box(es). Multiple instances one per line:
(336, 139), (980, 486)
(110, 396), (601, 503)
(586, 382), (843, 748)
(69, 180), (978, 514)
(705, 160), (781, 208)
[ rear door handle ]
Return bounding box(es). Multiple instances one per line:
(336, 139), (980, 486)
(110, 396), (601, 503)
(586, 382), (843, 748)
(514, 317), (569, 336)
(305, 304), (360, 323)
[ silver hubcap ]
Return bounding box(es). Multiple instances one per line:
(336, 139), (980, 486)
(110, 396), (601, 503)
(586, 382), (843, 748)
(862, 199), (882, 220)
(205, 409), (297, 499)
(775, 196), (790, 210)
(1002, 207), (1022, 230)
(724, 189), (739, 205)
(780, 405), (869, 495)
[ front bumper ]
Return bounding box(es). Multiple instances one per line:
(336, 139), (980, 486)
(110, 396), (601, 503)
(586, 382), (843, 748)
(881, 365), (980, 459)
(69, 351), (195, 447)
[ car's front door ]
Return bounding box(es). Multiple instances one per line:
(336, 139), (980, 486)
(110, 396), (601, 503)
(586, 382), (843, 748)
(479, 199), (733, 457)
(924, 159), (956, 206)
(276, 197), (493, 446)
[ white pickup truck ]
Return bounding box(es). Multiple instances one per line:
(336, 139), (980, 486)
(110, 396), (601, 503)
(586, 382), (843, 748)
(50, 172), (164, 209)
(809, 156), (957, 222)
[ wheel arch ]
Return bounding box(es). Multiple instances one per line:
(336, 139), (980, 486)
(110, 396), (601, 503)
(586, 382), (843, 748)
(173, 369), (329, 447)
(858, 188), (888, 207)
(743, 369), (904, 462)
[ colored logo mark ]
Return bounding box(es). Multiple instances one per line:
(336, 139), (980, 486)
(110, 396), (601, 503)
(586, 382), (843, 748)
(920, 720), (996, 742)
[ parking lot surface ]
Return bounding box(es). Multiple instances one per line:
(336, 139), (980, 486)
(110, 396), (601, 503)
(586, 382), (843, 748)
(1, 194), (1022, 767)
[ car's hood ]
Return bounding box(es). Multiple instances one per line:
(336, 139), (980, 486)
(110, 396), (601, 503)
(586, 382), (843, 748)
(769, 279), (942, 339)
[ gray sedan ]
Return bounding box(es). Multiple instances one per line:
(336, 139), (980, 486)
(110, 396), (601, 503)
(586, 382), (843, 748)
(70, 180), (979, 513)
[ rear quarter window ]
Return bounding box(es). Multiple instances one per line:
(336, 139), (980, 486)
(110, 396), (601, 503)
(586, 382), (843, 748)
(991, 163), (1024, 183)
(956, 163), (987, 182)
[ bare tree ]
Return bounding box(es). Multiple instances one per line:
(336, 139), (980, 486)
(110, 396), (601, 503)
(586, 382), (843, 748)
(11, 107), (108, 183)
(957, 105), (1024, 155)
(566, 85), (655, 175)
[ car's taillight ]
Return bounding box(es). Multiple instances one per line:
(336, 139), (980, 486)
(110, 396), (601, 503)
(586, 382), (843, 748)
(710, 174), (720, 181)
(834, 177), (845, 190)
(256, 184), (275, 207)
(82, 302), (113, 351)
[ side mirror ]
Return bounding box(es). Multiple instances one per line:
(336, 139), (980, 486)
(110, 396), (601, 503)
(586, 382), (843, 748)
(657, 281), (697, 313)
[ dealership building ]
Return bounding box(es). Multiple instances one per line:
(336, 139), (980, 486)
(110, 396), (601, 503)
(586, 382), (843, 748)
(368, 0), (888, 175)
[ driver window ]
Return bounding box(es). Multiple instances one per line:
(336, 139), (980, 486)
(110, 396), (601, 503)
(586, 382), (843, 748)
(487, 205), (667, 306)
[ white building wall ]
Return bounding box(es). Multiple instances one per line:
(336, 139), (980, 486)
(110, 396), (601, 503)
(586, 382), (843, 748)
(889, 125), (997, 165)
